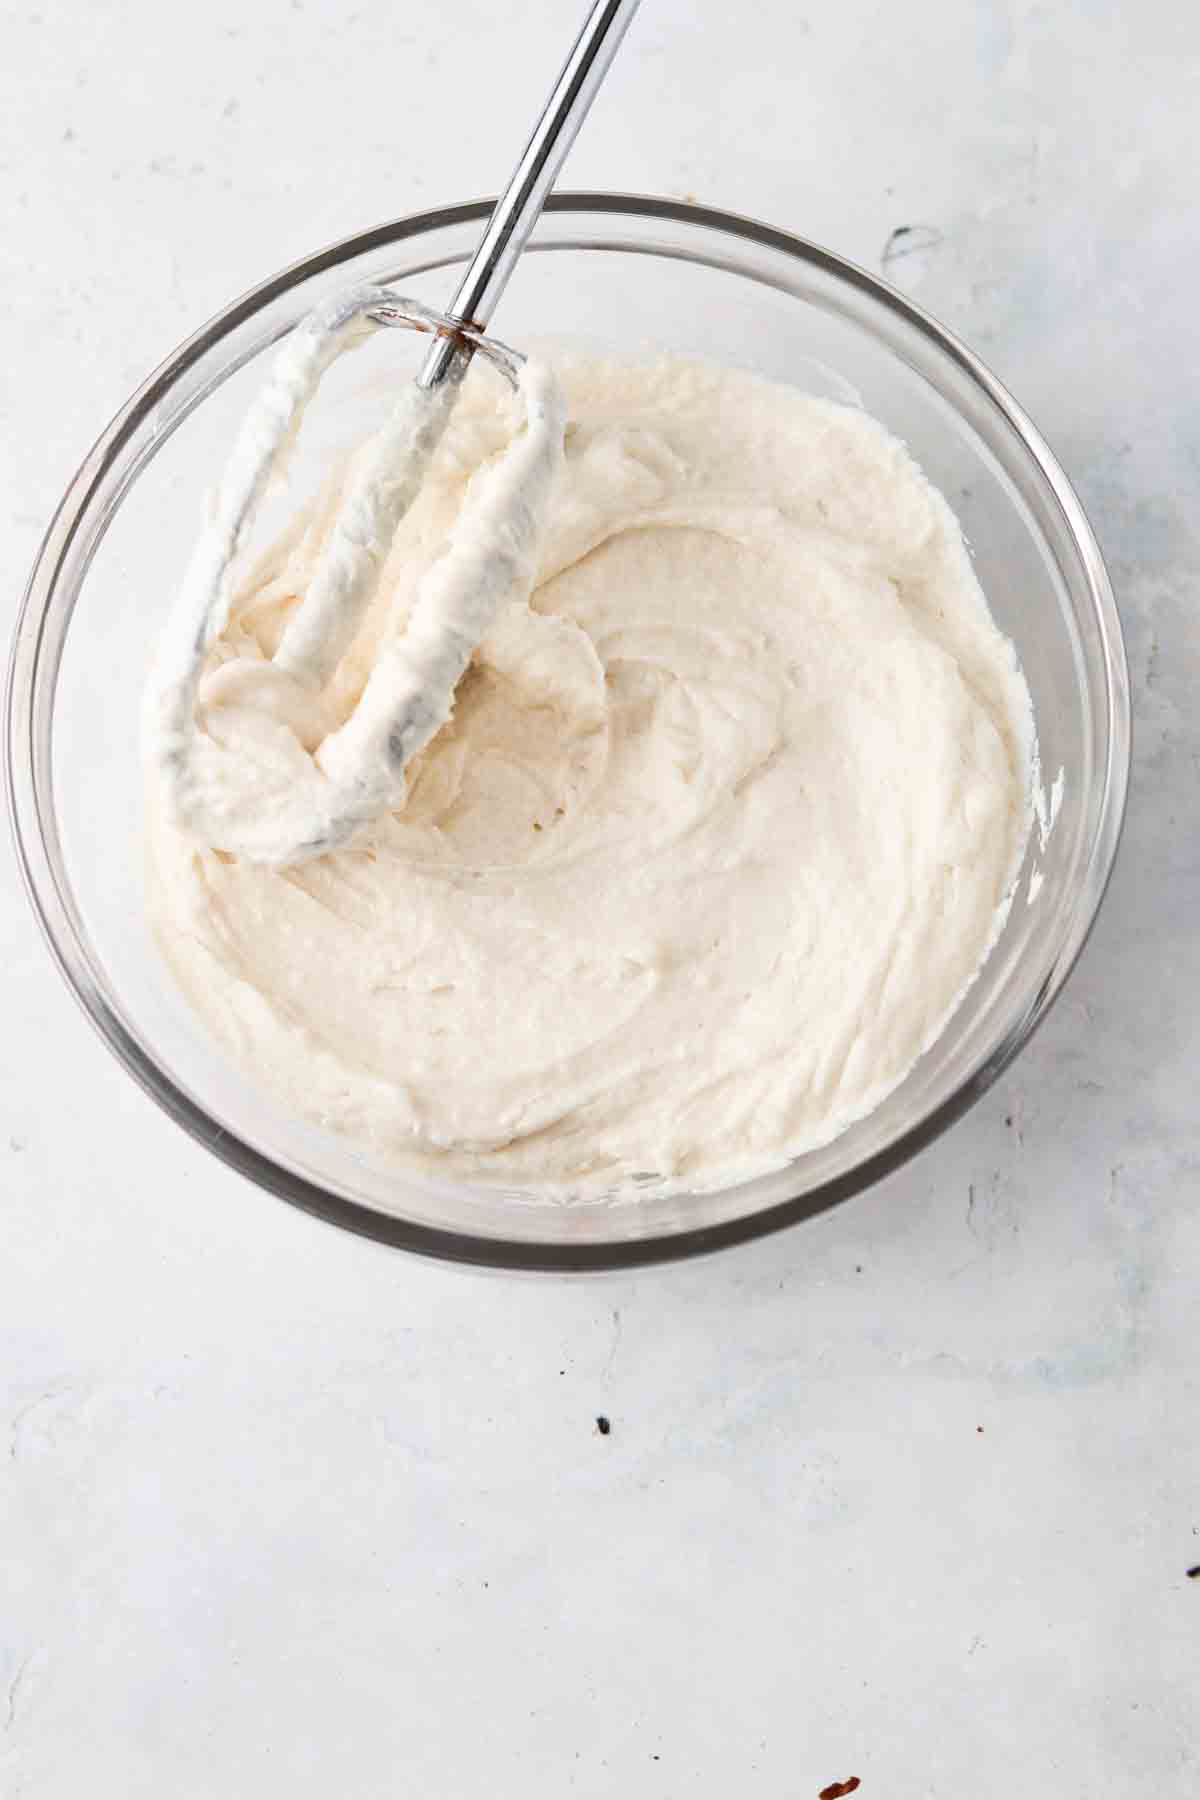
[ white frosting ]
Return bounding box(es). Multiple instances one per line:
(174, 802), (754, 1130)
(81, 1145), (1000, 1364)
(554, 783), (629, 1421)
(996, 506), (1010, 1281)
(146, 353), (1034, 1198)
(143, 286), (563, 863)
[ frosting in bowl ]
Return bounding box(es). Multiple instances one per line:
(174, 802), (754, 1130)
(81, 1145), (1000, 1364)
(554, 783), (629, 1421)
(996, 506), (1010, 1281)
(145, 353), (1034, 1196)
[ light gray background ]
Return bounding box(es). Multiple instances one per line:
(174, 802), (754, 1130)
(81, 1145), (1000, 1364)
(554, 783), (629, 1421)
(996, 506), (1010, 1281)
(2, 2), (1197, 1795)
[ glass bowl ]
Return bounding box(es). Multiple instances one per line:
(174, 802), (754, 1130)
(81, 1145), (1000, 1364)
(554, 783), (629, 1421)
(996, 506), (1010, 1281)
(4, 196), (1129, 1269)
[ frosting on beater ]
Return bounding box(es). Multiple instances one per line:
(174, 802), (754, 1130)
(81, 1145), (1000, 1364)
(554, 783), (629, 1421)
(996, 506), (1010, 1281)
(144, 286), (564, 863)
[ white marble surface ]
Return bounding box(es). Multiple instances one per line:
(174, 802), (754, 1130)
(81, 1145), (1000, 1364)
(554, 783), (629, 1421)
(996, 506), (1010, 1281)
(2, 2), (1198, 1794)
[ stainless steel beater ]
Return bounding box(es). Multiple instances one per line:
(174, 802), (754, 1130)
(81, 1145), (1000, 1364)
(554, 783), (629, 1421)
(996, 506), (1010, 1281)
(148, 0), (641, 864)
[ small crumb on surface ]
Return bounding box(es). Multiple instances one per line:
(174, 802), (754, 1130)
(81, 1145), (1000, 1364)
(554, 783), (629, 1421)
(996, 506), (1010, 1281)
(1187, 1565), (1200, 1579)
(595, 1415), (611, 1436)
(819, 1780), (861, 1799)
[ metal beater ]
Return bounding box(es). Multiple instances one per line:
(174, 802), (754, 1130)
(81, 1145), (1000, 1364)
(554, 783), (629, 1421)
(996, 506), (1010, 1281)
(148, 0), (641, 864)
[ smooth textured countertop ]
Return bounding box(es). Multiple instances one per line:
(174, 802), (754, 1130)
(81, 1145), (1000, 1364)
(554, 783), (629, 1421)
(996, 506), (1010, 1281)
(2, 3), (1197, 1795)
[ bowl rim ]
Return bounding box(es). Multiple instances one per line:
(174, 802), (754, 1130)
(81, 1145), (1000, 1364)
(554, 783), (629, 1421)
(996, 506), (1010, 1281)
(4, 191), (1131, 1271)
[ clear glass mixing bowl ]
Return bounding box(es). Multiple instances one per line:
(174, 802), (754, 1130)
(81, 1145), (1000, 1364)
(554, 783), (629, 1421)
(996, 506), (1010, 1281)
(5, 196), (1129, 1268)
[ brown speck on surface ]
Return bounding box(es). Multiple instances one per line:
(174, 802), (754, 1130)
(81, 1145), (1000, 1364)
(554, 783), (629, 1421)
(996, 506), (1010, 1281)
(977, 1425), (984, 1434)
(819, 1780), (861, 1799)
(595, 1415), (611, 1436)
(532, 821), (542, 831)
